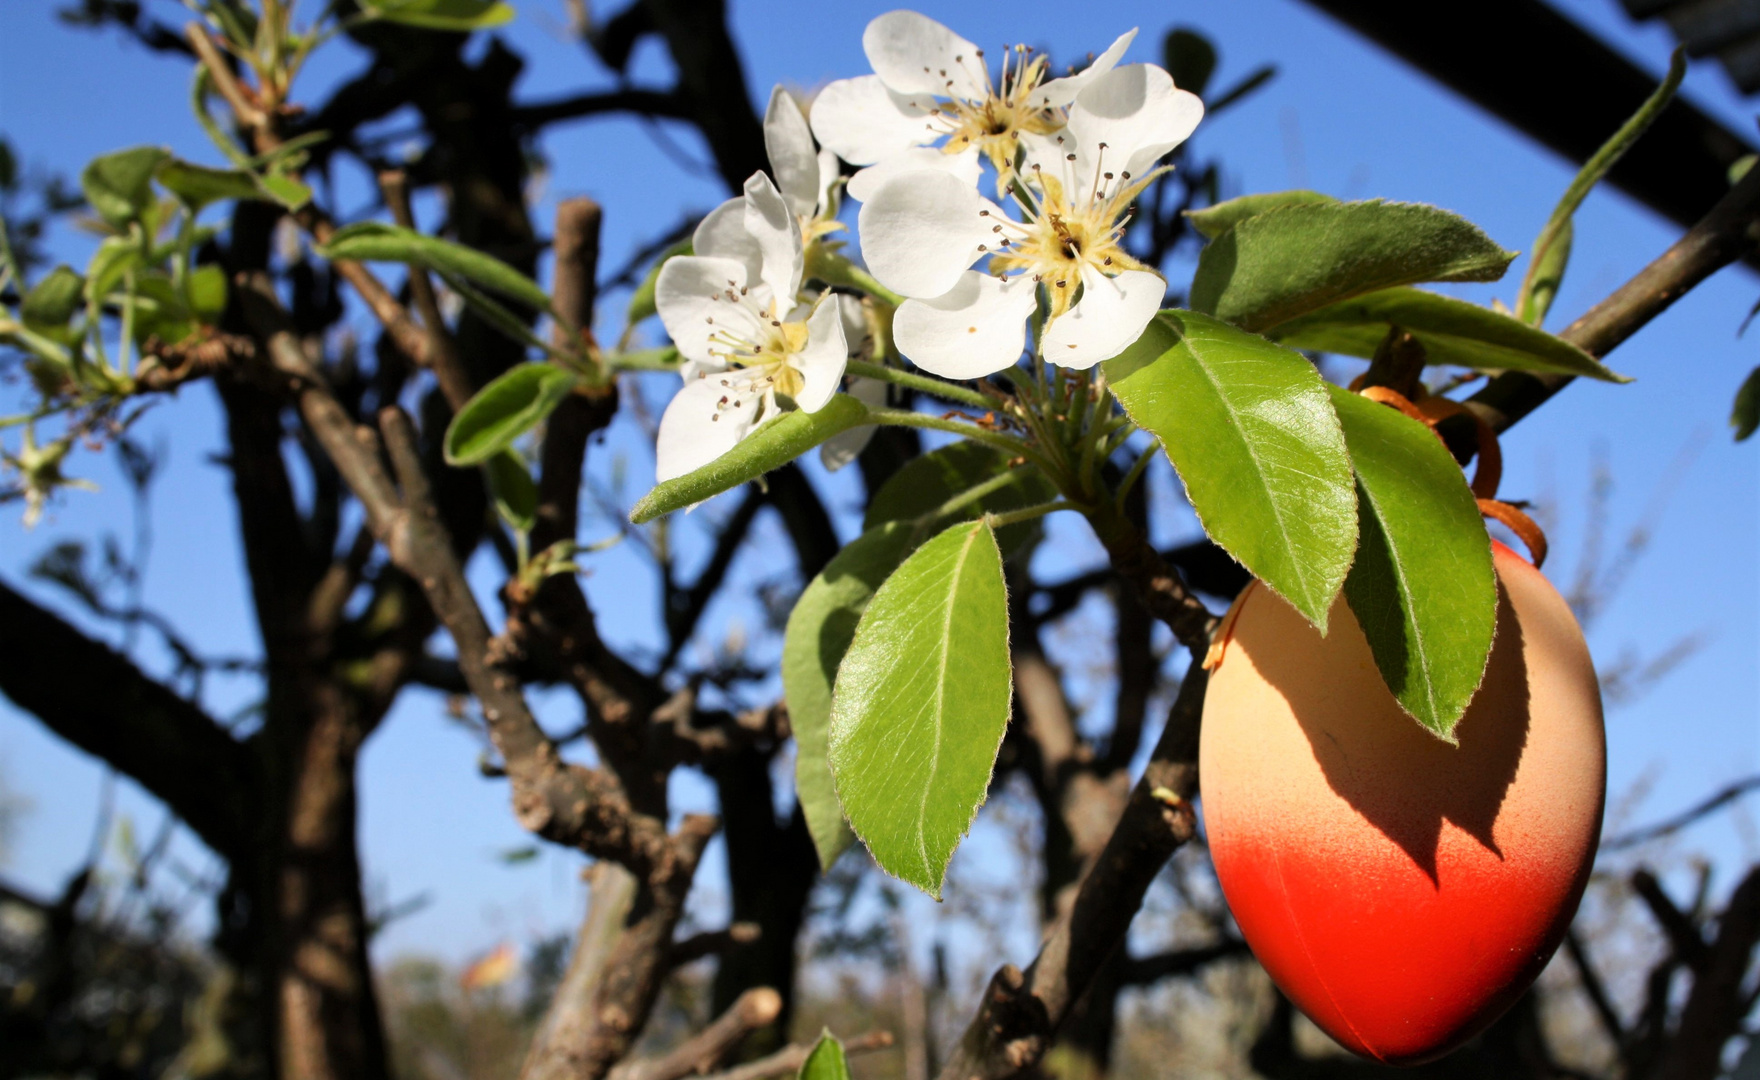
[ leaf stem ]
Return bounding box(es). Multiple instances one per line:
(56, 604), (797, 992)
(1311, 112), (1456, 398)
(844, 360), (994, 410)
(986, 499), (1080, 528)
(865, 407), (1053, 473)
(1114, 438), (1160, 511)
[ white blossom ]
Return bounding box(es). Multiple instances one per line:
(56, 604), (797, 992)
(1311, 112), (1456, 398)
(764, 85), (843, 243)
(654, 172), (848, 482)
(857, 64), (1202, 378)
(810, 10), (1135, 201)
(819, 294), (889, 471)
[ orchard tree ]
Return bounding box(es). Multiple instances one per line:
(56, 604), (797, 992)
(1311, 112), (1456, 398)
(1, 2), (1757, 1079)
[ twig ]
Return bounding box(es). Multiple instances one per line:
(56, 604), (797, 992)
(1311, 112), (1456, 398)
(607, 987), (782, 1080)
(668, 922), (761, 969)
(1563, 929), (1627, 1050)
(379, 169), (473, 410)
(693, 1031), (895, 1080)
(1603, 776), (1760, 851)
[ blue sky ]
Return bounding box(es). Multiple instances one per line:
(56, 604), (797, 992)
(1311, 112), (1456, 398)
(0, 0), (1755, 968)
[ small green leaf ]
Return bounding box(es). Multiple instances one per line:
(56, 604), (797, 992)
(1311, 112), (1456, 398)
(626, 239), (691, 330)
(797, 1032), (852, 1080)
(1106, 311), (1357, 631)
(828, 520), (1011, 898)
(255, 172), (313, 210)
(359, 0), (515, 30)
(1732, 365), (1760, 442)
(21, 267), (85, 330)
(1186, 189), (1339, 240)
(485, 450), (538, 532)
(444, 363), (580, 466)
(1269, 287), (1629, 382)
(1163, 29), (1217, 99)
(155, 158), (263, 209)
(1330, 385), (1496, 740)
(130, 275), (197, 345)
(319, 222), (547, 311)
(85, 238), (143, 303)
(1517, 216), (1572, 327)
(1190, 200), (1516, 333)
(784, 521), (917, 870)
(629, 395), (871, 523)
(864, 440), (1055, 557)
(189, 264), (228, 323)
(81, 146), (169, 226)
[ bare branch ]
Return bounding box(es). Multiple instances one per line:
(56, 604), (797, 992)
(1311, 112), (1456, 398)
(668, 922), (762, 969)
(1603, 776), (1760, 852)
(1652, 864), (1760, 1080)
(607, 987), (783, 1080)
(692, 1031), (896, 1080)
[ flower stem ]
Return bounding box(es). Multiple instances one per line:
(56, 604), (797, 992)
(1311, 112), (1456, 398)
(866, 407), (1054, 474)
(1114, 438), (1159, 511)
(845, 360), (994, 410)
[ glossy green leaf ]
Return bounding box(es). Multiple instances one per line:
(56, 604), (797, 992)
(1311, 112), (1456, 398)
(829, 520), (1011, 898)
(21, 267), (85, 330)
(485, 450), (538, 532)
(864, 440), (1055, 557)
(1163, 29), (1217, 99)
(1190, 200), (1516, 333)
(319, 223), (548, 311)
(358, 0), (515, 30)
(1732, 365), (1760, 442)
(784, 521), (917, 870)
(155, 159), (263, 209)
(81, 146), (169, 226)
(1330, 385), (1496, 741)
(626, 239), (691, 330)
(1270, 287), (1629, 382)
(629, 395), (871, 523)
(1186, 189), (1338, 240)
(797, 1032), (851, 1080)
(444, 363), (580, 466)
(1106, 311), (1357, 631)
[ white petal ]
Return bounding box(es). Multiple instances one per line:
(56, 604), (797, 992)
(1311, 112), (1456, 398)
(836, 293), (874, 360)
(846, 144), (982, 203)
(1033, 29), (1138, 110)
(820, 375), (888, 471)
(743, 172), (804, 305)
(863, 11), (987, 100)
(692, 196), (762, 283)
(816, 148), (843, 217)
(1068, 64), (1204, 188)
(893, 271), (1038, 380)
(857, 169), (1001, 298)
(765, 86), (821, 221)
(810, 75), (939, 166)
(1041, 267), (1165, 369)
(656, 377), (755, 483)
(656, 255), (764, 367)
(791, 297), (849, 412)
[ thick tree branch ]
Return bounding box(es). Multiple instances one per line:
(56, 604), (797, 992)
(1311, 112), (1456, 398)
(1653, 864), (1760, 1080)
(0, 579), (254, 858)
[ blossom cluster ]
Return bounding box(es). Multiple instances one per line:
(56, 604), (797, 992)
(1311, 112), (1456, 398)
(653, 10), (1204, 480)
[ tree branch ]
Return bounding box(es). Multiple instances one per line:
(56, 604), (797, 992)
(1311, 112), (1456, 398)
(607, 987), (783, 1080)
(691, 1031), (896, 1080)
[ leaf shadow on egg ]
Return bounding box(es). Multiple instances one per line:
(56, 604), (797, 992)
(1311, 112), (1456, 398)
(1242, 580), (1531, 885)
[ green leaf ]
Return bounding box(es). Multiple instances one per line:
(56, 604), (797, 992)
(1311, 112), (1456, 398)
(1517, 217), (1572, 327)
(1106, 311), (1357, 631)
(255, 172), (313, 211)
(444, 363), (580, 466)
(85, 238), (142, 303)
(485, 450), (538, 532)
(828, 519), (1011, 898)
(626, 239), (691, 330)
(629, 395), (872, 523)
(1732, 365), (1760, 442)
(130, 275), (197, 345)
(189, 264), (228, 323)
(864, 439), (1055, 557)
(1163, 29), (1217, 99)
(784, 521), (918, 870)
(319, 223), (547, 311)
(21, 266), (85, 330)
(1186, 190), (1339, 240)
(81, 146), (169, 226)
(155, 158), (263, 209)
(1190, 200), (1516, 333)
(1269, 287), (1629, 382)
(1330, 385), (1496, 741)
(797, 1032), (852, 1080)
(358, 0), (515, 30)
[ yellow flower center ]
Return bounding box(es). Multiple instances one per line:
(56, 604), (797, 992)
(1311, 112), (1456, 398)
(987, 167), (1157, 318)
(938, 46), (1065, 177)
